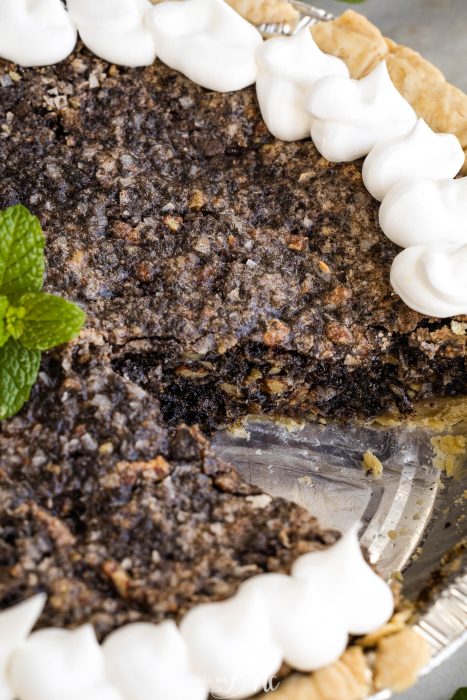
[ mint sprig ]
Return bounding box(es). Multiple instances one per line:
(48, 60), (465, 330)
(0, 205), (86, 420)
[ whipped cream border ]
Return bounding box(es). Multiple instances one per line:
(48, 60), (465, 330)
(1, 526), (394, 700)
(0, 0), (77, 67)
(302, 66), (466, 318)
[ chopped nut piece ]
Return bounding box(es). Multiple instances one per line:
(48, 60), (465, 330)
(263, 378), (288, 395)
(98, 442), (114, 455)
(30, 504), (76, 548)
(116, 456), (171, 481)
(326, 321), (353, 345)
(175, 365), (210, 378)
(287, 235), (307, 252)
(324, 285), (350, 307)
(189, 189), (205, 209)
(220, 382), (242, 397)
(318, 260), (331, 274)
(245, 368), (263, 383)
(163, 214), (182, 231)
(263, 319), (290, 347)
(102, 561), (131, 599)
(451, 320), (467, 336)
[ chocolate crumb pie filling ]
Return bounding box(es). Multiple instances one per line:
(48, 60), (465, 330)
(0, 2), (465, 699)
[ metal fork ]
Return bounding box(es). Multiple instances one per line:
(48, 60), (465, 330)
(257, 1), (334, 37)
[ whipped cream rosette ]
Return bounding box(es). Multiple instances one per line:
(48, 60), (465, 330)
(379, 176), (467, 248)
(147, 0), (263, 92)
(180, 585), (282, 699)
(66, 0), (156, 67)
(9, 625), (123, 700)
(255, 29), (349, 142)
(306, 62), (417, 162)
(239, 574), (349, 672)
(0, 0), (77, 67)
(391, 242), (467, 318)
(179, 525), (393, 699)
(0, 596), (45, 700)
(292, 523), (394, 636)
(363, 119), (465, 201)
(103, 621), (208, 700)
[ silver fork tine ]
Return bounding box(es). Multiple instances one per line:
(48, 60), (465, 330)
(258, 2), (334, 38)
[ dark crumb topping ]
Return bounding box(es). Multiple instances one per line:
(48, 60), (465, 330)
(0, 46), (465, 633)
(0, 355), (335, 638)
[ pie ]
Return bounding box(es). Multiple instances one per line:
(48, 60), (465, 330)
(0, 4), (465, 698)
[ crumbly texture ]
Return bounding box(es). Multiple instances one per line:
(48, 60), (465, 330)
(0, 49), (465, 434)
(312, 10), (467, 173)
(0, 352), (335, 638)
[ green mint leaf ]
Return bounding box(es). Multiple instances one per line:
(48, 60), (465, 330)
(0, 205), (86, 421)
(451, 690), (467, 700)
(0, 204), (45, 297)
(0, 338), (41, 420)
(5, 304), (26, 340)
(17, 292), (86, 351)
(0, 297), (9, 349)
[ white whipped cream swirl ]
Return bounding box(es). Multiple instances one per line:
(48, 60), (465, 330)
(255, 29), (349, 142)
(306, 62), (417, 162)
(103, 621), (208, 700)
(9, 625), (123, 700)
(0, 0), (77, 67)
(66, 0), (156, 67)
(363, 118), (465, 201)
(391, 242), (467, 318)
(379, 176), (467, 248)
(180, 524), (393, 699)
(147, 0), (263, 92)
(0, 595), (45, 700)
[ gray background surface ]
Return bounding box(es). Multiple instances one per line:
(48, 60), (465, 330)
(305, 1), (467, 698)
